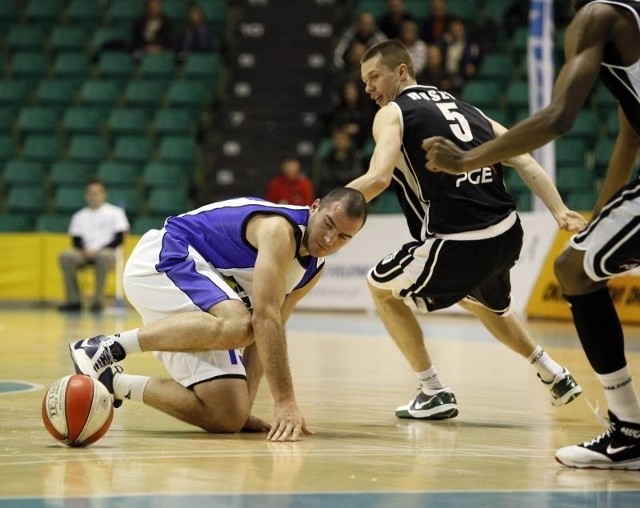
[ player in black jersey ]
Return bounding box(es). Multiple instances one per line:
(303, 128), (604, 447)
(347, 40), (586, 423)
(425, 0), (640, 469)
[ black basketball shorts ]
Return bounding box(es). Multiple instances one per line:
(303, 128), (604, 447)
(368, 220), (524, 314)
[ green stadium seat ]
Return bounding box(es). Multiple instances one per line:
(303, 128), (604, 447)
(555, 138), (588, 166)
(51, 52), (91, 78)
(21, 134), (61, 163)
(166, 80), (210, 110)
(0, 81), (31, 115)
(49, 25), (88, 53)
(477, 53), (514, 82)
(131, 215), (167, 235)
(565, 190), (598, 211)
(556, 166), (595, 197)
(146, 188), (189, 216)
(123, 80), (168, 113)
(355, 0), (386, 17)
(96, 160), (141, 188)
(67, 134), (109, 163)
(26, 0), (62, 27)
(480, 107), (510, 127)
(503, 169), (530, 194)
(89, 28), (130, 58)
(182, 53), (223, 84)
(142, 161), (188, 190)
(49, 161), (95, 188)
(162, 0), (189, 24)
(53, 185), (87, 213)
(510, 27), (529, 58)
(461, 81), (503, 110)
(0, 2), (20, 30)
(35, 213), (72, 232)
(0, 213), (35, 232)
(196, 0), (228, 30)
(139, 53), (177, 81)
(96, 51), (135, 82)
(107, 109), (148, 138)
(108, 188), (142, 216)
(0, 135), (16, 162)
(444, 0), (476, 23)
(107, 0), (145, 25)
(511, 189), (532, 211)
(592, 84), (618, 113)
(3, 159), (46, 187)
(35, 79), (80, 111)
(571, 109), (600, 142)
(62, 107), (104, 136)
(11, 51), (49, 79)
(112, 135), (153, 164)
(6, 25), (46, 52)
(156, 136), (197, 169)
(7, 185), (47, 214)
(370, 189), (402, 214)
(152, 109), (195, 138)
(505, 80), (530, 115)
(593, 136), (616, 176)
(78, 80), (122, 112)
(16, 107), (58, 138)
(66, 0), (104, 24)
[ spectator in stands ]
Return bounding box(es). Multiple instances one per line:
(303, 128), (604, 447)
(178, 4), (215, 61)
(324, 80), (376, 150)
(440, 18), (481, 95)
(333, 11), (387, 71)
(265, 156), (315, 206)
(397, 20), (428, 76)
(58, 179), (130, 313)
(420, 0), (453, 44)
(132, 0), (174, 61)
(377, 0), (417, 40)
(314, 128), (363, 198)
(418, 43), (453, 91)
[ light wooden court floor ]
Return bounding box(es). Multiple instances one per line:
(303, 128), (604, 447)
(1, 305), (640, 508)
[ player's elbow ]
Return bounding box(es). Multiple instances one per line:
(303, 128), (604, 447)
(545, 106), (576, 137)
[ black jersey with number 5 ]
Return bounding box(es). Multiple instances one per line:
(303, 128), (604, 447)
(389, 85), (516, 240)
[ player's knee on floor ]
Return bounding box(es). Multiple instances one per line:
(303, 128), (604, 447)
(199, 403), (249, 434)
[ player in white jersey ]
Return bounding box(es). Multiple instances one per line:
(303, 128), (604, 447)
(68, 188), (367, 442)
(347, 40), (586, 423)
(424, 0), (640, 469)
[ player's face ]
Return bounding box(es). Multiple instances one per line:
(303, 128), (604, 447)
(303, 200), (363, 257)
(361, 55), (402, 107)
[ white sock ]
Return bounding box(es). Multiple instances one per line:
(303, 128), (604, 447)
(528, 346), (564, 383)
(417, 366), (446, 392)
(108, 328), (141, 355)
(113, 373), (150, 403)
(597, 366), (640, 423)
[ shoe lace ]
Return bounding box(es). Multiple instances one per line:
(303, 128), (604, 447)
(583, 398), (616, 447)
(585, 398), (610, 426)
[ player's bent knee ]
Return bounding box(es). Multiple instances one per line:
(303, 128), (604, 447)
(193, 378), (249, 433)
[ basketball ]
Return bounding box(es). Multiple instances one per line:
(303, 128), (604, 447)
(41, 374), (114, 447)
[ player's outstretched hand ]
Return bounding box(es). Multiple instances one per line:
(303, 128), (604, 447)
(422, 136), (467, 174)
(267, 401), (314, 442)
(555, 209), (588, 233)
(242, 414), (271, 433)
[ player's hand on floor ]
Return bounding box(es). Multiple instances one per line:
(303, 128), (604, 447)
(242, 414), (271, 433)
(267, 401), (314, 442)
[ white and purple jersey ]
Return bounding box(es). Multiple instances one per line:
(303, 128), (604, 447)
(154, 197), (324, 311)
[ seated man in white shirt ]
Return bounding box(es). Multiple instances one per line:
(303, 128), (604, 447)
(59, 179), (130, 312)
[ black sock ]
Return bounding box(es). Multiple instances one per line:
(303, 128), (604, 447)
(564, 288), (626, 374)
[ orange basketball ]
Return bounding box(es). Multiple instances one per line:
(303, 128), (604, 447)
(42, 374), (114, 447)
